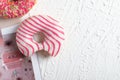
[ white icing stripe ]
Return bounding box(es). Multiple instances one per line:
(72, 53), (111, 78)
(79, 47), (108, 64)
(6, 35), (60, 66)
(31, 16), (64, 40)
(34, 16), (64, 34)
(16, 35), (34, 55)
(26, 18), (63, 42)
(16, 39), (29, 56)
(16, 15), (65, 56)
(39, 15), (63, 29)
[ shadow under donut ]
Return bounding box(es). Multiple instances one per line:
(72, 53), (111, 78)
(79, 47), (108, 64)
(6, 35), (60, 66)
(33, 32), (50, 57)
(36, 50), (50, 58)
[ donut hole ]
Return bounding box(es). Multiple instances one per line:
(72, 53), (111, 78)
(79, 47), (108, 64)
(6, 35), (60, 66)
(33, 32), (45, 43)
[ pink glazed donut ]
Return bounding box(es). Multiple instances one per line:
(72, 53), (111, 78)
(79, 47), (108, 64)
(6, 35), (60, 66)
(0, 0), (36, 18)
(16, 15), (65, 57)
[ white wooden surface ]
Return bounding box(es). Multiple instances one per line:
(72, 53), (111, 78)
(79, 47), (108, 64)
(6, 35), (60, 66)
(1, 0), (120, 80)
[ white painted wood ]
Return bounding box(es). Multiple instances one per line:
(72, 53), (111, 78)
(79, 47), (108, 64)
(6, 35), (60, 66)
(31, 54), (42, 80)
(1, 0), (120, 80)
(1, 24), (19, 35)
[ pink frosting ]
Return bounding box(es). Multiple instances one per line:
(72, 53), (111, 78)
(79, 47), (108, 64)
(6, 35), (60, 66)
(0, 0), (35, 18)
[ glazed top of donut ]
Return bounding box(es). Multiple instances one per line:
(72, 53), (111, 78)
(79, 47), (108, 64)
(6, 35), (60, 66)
(0, 0), (36, 18)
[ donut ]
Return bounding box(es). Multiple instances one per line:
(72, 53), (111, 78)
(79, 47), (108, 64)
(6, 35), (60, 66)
(16, 15), (65, 57)
(0, 0), (36, 18)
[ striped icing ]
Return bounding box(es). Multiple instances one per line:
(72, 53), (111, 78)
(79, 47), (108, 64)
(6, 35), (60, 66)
(16, 15), (65, 57)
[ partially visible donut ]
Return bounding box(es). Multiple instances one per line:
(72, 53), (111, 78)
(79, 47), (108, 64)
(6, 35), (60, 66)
(16, 15), (65, 57)
(0, 0), (36, 18)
